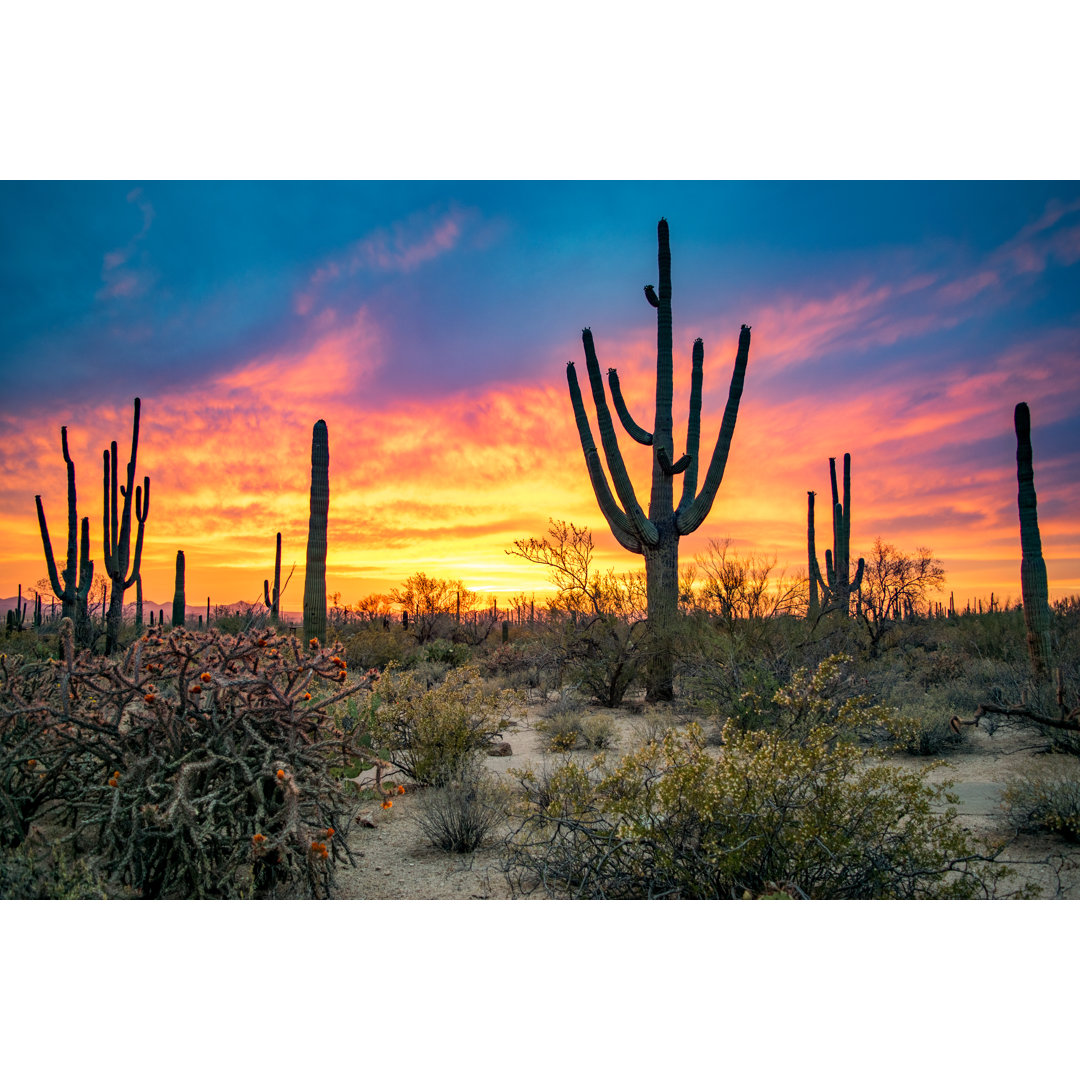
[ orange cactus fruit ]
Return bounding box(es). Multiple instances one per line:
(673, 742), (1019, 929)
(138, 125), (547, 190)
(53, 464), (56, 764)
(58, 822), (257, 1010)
(252, 833), (266, 845)
(381, 799), (393, 810)
(303, 693), (312, 700)
(397, 785), (405, 795)
(27, 759), (36, 767)
(276, 769), (285, 779)
(113, 771), (120, 778)
(108, 777), (118, 788)
(144, 693), (155, 704)
(309, 638), (320, 648)
(201, 672), (212, 682)
(326, 827), (334, 837)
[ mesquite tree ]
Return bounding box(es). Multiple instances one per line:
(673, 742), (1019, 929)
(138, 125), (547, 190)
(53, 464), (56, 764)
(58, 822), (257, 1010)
(1015, 402), (1052, 675)
(102, 397), (150, 654)
(567, 219), (752, 700)
(303, 420), (329, 647)
(807, 454), (864, 619)
(35, 425), (94, 644)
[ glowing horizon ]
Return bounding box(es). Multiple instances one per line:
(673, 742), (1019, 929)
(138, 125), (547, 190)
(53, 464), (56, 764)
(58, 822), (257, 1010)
(2, 183), (1079, 613)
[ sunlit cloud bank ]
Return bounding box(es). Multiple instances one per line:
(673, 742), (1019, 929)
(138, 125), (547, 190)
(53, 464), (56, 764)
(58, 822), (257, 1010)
(2, 184), (1078, 611)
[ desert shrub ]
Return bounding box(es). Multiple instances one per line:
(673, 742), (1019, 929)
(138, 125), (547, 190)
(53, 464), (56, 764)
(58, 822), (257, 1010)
(880, 711), (965, 756)
(504, 656), (1023, 899)
(414, 757), (510, 853)
(369, 665), (521, 785)
(422, 638), (471, 667)
(0, 623), (375, 898)
(343, 623), (418, 672)
(536, 710), (617, 753)
(0, 841), (111, 899)
(1003, 765), (1080, 841)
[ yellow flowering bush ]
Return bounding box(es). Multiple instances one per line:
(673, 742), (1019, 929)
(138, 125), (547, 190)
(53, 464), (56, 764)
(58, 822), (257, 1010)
(506, 656), (1027, 899)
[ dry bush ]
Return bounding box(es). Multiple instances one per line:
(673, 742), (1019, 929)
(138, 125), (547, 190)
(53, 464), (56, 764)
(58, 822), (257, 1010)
(415, 757), (510, 853)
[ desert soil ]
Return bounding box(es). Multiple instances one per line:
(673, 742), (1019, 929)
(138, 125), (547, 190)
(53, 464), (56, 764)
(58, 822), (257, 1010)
(331, 698), (1080, 900)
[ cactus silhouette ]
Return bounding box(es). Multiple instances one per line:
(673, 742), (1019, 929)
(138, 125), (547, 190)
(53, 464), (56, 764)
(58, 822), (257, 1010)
(172, 550), (186, 627)
(303, 420), (329, 647)
(35, 425), (94, 643)
(102, 398), (150, 654)
(264, 532), (282, 621)
(808, 454), (864, 618)
(567, 219), (751, 700)
(1015, 402), (1051, 675)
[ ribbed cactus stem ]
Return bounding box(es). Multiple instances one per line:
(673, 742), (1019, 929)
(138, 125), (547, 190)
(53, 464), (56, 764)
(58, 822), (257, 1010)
(303, 420), (329, 647)
(1015, 402), (1052, 675)
(807, 491), (820, 618)
(135, 574), (143, 628)
(808, 452), (863, 617)
(103, 398), (149, 654)
(172, 550), (186, 627)
(264, 532), (282, 620)
(566, 219), (752, 700)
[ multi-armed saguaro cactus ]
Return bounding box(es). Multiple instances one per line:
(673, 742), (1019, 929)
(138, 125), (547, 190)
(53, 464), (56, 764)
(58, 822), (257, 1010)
(807, 454), (864, 619)
(265, 532), (282, 621)
(36, 425), (94, 643)
(6, 585), (26, 632)
(303, 420), (329, 647)
(103, 398), (150, 654)
(1015, 402), (1052, 675)
(567, 218), (752, 700)
(172, 550), (186, 627)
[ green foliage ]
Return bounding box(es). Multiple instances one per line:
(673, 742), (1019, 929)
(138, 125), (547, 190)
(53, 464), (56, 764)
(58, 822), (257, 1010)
(505, 656), (1020, 899)
(343, 623), (417, 673)
(423, 638), (471, 667)
(0, 841), (111, 899)
(536, 708), (618, 752)
(1003, 767), (1080, 841)
(0, 627), (374, 898)
(368, 665), (521, 785)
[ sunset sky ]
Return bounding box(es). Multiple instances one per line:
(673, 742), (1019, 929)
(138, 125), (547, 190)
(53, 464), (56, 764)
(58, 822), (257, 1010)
(2, 181), (1079, 613)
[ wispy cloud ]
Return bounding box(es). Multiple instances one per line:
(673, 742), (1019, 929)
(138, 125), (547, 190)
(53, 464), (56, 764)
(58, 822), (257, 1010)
(97, 187), (156, 300)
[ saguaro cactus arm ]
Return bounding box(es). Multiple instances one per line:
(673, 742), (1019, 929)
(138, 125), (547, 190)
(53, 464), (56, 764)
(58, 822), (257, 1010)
(36, 496), (67, 603)
(580, 329), (659, 546)
(676, 338), (705, 518)
(606, 369), (653, 445)
(566, 363), (645, 554)
(675, 324), (752, 535)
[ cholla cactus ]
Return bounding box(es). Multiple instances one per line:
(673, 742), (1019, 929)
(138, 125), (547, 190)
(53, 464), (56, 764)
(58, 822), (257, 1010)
(567, 219), (752, 700)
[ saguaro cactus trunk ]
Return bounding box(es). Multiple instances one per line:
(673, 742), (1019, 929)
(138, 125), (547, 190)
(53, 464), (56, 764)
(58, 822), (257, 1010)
(264, 532), (282, 621)
(303, 420), (329, 647)
(172, 550), (186, 627)
(1015, 402), (1052, 675)
(807, 454), (864, 618)
(35, 425), (94, 644)
(103, 398), (150, 654)
(567, 219), (752, 700)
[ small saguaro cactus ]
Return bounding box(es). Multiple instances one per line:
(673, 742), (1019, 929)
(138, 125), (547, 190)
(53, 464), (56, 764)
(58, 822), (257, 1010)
(172, 550), (186, 627)
(102, 398), (150, 655)
(135, 574), (143, 629)
(567, 218), (752, 701)
(1015, 402), (1052, 675)
(264, 532), (282, 620)
(807, 454), (864, 619)
(303, 420), (329, 647)
(35, 425), (95, 641)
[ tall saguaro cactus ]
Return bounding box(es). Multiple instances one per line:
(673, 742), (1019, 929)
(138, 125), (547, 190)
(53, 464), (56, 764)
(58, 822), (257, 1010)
(808, 454), (864, 618)
(1015, 402), (1052, 675)
(103, 398), (150, 654)
(172, 550), (186, 627)
(35, 426), (94, 643)
(567, 219), (752, 700)
(303, 420), (329, 647)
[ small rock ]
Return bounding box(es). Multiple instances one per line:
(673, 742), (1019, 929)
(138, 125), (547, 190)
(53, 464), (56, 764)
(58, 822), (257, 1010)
(356, 815), (377, 828)
(487, 741), (512, 757)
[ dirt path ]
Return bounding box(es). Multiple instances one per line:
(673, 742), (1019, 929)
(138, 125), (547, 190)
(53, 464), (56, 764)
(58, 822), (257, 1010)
(332, 702), (1080, 900)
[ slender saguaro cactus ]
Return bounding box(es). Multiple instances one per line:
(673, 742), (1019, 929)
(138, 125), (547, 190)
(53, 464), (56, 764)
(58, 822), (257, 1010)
(303, 420), (329, 647)
(264, 532), (282, 621)
(35, 426), (94, 642)
(135, 574), (143, 628)
(103, 398), (150, 654)
(1015, 402), (1052, 675)
(807, 454), (864, 618)
(172, 550), (186, 627)
(567, 219), (752, 700)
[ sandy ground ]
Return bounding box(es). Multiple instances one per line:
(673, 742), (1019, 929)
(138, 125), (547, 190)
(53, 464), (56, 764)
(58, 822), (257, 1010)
(328, 697), (1080, 900)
